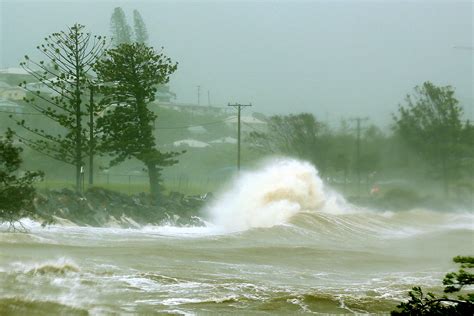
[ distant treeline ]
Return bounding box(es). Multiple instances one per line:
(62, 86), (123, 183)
(248, 82), (474, 199)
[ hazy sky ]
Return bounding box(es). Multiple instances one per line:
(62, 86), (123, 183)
(1, 0), (472, 126)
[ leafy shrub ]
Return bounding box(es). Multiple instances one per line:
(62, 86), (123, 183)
(391, 256), (474, 315)
(0, 129), (43, 230)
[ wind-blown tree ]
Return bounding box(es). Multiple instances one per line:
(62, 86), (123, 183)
(110, 7), (132, 46)
(392, 256), (474, 315)
(94, 43), (180, 202)
(393, 82), (472, 197)
(133, 9), (149, 44)
(248, 113), (331, 173)
(358, 125), (383, 179)
(0, 129), (43, 230)
(16, 24), (107, 193)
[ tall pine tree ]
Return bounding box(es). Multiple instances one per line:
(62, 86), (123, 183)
(110, 7), (132, 46)
(133, 9), (149, 44)
(94, 43), (181, 203)
(16, 24), (106, 193)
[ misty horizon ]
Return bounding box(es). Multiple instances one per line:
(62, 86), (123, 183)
(1, 0), (472, 127)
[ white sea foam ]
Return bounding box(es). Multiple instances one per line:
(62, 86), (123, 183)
(205, 158), (349, 231)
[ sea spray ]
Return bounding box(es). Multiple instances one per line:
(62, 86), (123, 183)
(206, 158), (331, 231)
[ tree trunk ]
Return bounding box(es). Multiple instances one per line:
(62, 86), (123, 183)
(74, 32), (83, 194)
(75, 160), (82, 194)
(75, 102), (82, 194)
(147, 162), (160, 204)
(89, 85), (94, 186)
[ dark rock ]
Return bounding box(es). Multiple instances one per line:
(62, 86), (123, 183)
(34, 187), (205, 227)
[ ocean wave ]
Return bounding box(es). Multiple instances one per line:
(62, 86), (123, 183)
(0, 297), (88, 316)
(9, 258), (80, 276)
(155, 290), (401, 314)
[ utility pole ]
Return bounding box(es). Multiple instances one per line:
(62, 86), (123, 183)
(350, 117), (369, 198)
(207, 90), (211, 106)
(228, 103), (252, 171)
(197, 85), (201, 105)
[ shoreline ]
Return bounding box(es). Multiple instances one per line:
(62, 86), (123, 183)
(31, 187), (208, 228)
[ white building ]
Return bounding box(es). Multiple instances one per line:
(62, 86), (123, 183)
(173, 139), (210, 148)
(0, 67), (30, 75)
(225, 115), (267, 132)
(209, 137), (237, 144)
(0, 82), (26, 100)
(0, 97), (24, 113)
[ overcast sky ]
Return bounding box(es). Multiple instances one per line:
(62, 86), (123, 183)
(0, 0), (472, 126)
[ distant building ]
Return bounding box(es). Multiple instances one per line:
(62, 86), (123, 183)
(158, 102), (231, 116)
(210, 137), (237, 144)
(0, 67), (30, 75)
(0, 97), (24, 113)
(0, 67), (33, 88)
(173, 139), (210, 148)
(0, 82), (26, 100)
(225, 115), (267, 132)
(24, 79), (62, 96)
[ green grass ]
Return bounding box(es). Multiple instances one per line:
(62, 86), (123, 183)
(35, 179), (149, 195)
(163, 178), (226, 196)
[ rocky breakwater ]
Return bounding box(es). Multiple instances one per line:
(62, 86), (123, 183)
(33, 187), (208, 228)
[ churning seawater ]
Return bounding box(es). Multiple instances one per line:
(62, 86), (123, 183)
(1, 159), (472, 315)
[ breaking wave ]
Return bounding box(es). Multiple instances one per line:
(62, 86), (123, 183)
(13, 258), (80, 276)
(205, 158), (352, 232)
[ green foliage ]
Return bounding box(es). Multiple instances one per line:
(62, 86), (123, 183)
(443, 256), (474, 295)
(110, 7), (132, 46)
(248, 114), (384, 179)
(94, 43), (181, 201)
(393, 81), (473, 196)
(133, 9), (149, 44)
(110, 8), (149, 45)
(391, 256), (474, 315)
(248, 113), (331, 172)
(15, 24), (107, 192)
(0, 129), (43, 230)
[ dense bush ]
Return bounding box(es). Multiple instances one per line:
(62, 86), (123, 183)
(0, 129), (43, 230)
